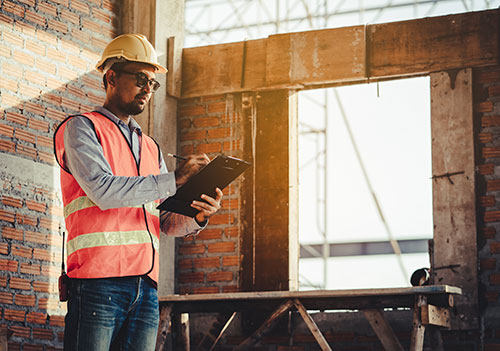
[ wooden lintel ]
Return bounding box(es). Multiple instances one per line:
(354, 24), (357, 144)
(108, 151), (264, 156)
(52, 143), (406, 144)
(181, 9), (498, 98)
(421, 304), (451, 328)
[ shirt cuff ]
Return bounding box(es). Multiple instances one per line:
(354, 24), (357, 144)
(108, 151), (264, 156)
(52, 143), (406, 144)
(157, 172), (177, 199)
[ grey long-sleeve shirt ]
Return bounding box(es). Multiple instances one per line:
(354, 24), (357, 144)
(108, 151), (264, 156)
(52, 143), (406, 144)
(63, 106), (204, 237)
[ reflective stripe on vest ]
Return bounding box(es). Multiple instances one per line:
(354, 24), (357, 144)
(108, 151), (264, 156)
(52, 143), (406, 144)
(64, 196), (160, 219)
(67, 230), (160, 256)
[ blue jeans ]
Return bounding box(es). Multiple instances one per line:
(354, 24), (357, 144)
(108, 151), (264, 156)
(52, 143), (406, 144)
(64, 277), (159, 351)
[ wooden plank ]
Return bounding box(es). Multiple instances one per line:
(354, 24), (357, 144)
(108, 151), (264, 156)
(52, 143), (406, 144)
(421, 304), (450, 328)
(410, 295), (426, 351)
(369, 10), (498, 78)
(181, 39), (267, 97)
(155, 304), (173, 351)
(362, 309), (404, 351)
(293, 299), (332, 351)
(233, 299), (294, 350)
(266, 26), (366, 87)
(430, 68), (478, 329)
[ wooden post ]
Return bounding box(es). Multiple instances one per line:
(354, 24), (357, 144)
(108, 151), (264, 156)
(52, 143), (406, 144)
(293, 299), (332, 351)
(362, 309), (404, 351)
(410, 295), (427, 351)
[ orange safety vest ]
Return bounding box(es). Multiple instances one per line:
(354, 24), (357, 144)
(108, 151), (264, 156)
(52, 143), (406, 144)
(54, 111), (161, 283)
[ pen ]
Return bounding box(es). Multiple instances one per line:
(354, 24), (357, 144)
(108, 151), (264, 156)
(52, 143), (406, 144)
(167, 153), (187, 161)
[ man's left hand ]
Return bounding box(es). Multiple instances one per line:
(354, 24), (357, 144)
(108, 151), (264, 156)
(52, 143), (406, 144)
(192, 187), (223, 224)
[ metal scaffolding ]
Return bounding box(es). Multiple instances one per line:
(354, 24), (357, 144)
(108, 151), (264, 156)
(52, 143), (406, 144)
(184, 0), (500, 289)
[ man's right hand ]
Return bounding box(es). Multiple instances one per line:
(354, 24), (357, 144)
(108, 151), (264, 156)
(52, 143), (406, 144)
(174, 154), (210, 187)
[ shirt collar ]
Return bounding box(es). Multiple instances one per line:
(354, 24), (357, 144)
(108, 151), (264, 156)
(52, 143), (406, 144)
(95, 106), (142, 135)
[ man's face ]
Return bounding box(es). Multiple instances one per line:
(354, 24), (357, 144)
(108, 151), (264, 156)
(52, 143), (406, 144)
(109, 62), (157, 116)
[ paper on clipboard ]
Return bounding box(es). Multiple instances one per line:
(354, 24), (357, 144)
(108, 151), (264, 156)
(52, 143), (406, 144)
(157, 155), (251, 217)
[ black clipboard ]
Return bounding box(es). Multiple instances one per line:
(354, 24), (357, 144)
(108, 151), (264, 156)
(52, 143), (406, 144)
(157, 155), (251, 217)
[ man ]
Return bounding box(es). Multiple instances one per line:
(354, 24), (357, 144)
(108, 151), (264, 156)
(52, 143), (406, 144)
(53, 34), (222, 350)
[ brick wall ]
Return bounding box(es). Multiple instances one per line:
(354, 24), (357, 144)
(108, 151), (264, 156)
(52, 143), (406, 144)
(0, 0), (117, 349)
(475, 65), (500, 350)
(176, 94), (245, 295)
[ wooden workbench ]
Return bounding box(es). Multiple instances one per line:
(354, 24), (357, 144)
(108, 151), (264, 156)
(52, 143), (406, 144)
(156, 285), (461, 351)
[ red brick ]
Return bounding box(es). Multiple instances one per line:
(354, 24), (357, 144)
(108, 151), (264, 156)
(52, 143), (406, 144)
(181, 130), (206, 141)
(41, 264), (60, 278)
(181, 145), (194, 155)
(193, 117), (220, 128)
(178, 243), (205, 255)
(482, 227), (497, 240)
(47, 205), (63, 217)
(197, 228), (223, 241)
(33, 280), (50, 293)
(82, 17), (102, 33)
(15, 129), (36, 143)
(207, 127), (231, 139)
(47, 48), (67, 63)
(196, 142), (222, 154)
(24, 101), (46, 117)
(0, 291), (13, 304)
(10, 325), (30, 338)
(483, 147), (500, 159)
(38, 1), (58, 16)
(178, 105), (206, 117)
(36, 58), (57, 75)
(38, 297), (60, 310)
(0, 259), (18, 272)
(223, 140), (242, 152)
(0, 76), (18, 92)
(221, 198), (239, 209)
(192, 286), (219, 294)
(37, 135), (53, 149)
(12, 245), (32, 259)
(46, 108), (66, 122)
(207, 271), (233, 282)
(485, 291), (499, 303)
(481, 258), (497, 270)
(27, 312), (47, 324)
(193, 257), (220, 269)
(60, 9), (80, 25)
(0, 209), (16, 223)
(0, 243), (8, 255)
(202, 95), (225, 102)
(207, 102), (226, 114)
(477, 101), (494, 113)
(209, 213), (234, 225)
(490, 273), (500, 285)
(0, 276), (7, 287)
(224, 227), (239, 238)
(10, 277), (31, 290)
(26, 200), (46, 213)
(485, 211), (500, 223)
(71, 0), (90, 14)
(21, 262), (41, 275)
(2, 227), (23, 241)
(222, 255), (240, 267)
(0, 45), (11, 58)
(2, 196), (23, 208)
(40, 217), (59, 231)
(17, 214), (38, 227)
(179, 119), (192, 129)
(92, 7), (111, 23)
(49, 315), (65, 327)
(6, 111), (28, 126)
(17, 144), (37, 159)
(177, 258), (192, 270)
(0, 123), (14, 137)
(25, 9), (47, 27)
(4, 309), (25, 322)
(33, 328), (53, 340)
(0, 140), (15, 154)
(178, 272), (204, 284)
(222, 285), (238, 293)
(15, 293), (36, 306)
(207, 242), (235, 254)
(33, 248), (52, 262)
(2, 30), (24, 48)
(13, 50), (35, 67)
(479, 132), (493, 144)
(26, 39), (46, 57)
(39, 150), (56, 165)
(487, 180), (500, 192)
(481, 196), (496, 207)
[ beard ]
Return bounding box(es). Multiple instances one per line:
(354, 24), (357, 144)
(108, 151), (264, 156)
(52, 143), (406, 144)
(119, 95), (148, 116)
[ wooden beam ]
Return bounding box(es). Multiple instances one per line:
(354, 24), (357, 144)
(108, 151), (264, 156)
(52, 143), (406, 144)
(362, 309), (404, 351)
(430, 68), (478, 329)
(410, 295), (426, 351)
(180, 9), (499, 98)
(368, 10), (498, 78)
(155, 304), (173, 351)
(293, 299), (333, 351)
(234, 299), (294, 350)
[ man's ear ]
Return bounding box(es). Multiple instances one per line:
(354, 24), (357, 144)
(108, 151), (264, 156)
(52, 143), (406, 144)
(106, 70), (116, 87)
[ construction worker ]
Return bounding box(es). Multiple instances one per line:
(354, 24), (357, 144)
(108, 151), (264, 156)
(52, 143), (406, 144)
(54, 34), (223, 350)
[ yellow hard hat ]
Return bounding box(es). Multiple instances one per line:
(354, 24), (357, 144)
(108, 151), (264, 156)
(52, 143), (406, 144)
(96, 34), (167, 74)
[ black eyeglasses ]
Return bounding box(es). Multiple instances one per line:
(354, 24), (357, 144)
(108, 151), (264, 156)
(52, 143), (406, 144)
(113, 70), (161, 92)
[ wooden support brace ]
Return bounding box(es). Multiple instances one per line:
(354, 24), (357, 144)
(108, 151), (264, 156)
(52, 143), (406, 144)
(234, 299), (295, 351)
(421, 304), (450, 328)
(362, 309), (404, 351)
(155, 304), (173, 351)
(293, 299), (333, 351)
(410, 295), (427, 351)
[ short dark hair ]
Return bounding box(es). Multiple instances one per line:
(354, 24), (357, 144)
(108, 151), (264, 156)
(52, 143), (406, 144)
(102, 61), (129, 90)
